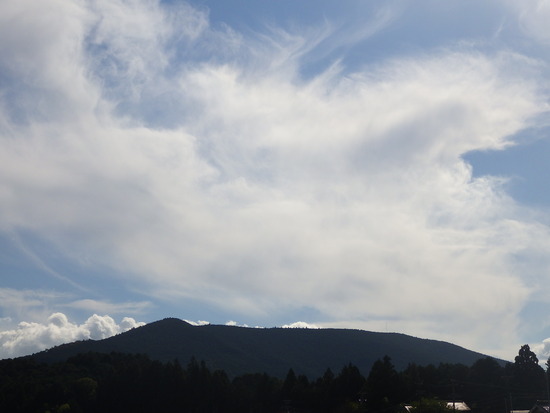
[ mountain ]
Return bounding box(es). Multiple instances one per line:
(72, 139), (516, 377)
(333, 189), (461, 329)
(31, 318), (500, 378)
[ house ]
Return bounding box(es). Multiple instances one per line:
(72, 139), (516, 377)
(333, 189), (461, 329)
(403, 401), (471, 412)
(446, 401), (471, 411)
(529, 400), (550, 413)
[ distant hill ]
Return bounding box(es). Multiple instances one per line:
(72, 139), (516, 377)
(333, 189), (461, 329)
(31, 318), (501, 378)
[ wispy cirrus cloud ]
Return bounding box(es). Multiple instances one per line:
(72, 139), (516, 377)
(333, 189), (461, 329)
(0, 288), (70, 324)
(513, 0), (550, 45)
(65, 299), (152, 315)
(1, 0), (550, 360)
(0, 288), (149, 327)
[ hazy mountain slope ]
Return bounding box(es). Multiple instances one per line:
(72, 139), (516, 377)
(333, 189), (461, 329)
(31, 318), (499, 378)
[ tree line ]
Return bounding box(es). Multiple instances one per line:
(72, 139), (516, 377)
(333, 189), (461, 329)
(0, 344), (548, 413)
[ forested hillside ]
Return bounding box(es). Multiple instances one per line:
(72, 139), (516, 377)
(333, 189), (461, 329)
(0, 344), (547, 413)
(32, 318), (493, 378)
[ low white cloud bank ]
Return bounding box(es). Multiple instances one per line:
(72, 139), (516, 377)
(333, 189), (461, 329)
(282, 322), (321, 329)
(1, 0), (550, 358)
(184, 320), (210, 326)
(0, 313), (144, 359)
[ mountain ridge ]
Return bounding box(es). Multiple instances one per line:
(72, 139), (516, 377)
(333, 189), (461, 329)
(31, 317), (504, 378)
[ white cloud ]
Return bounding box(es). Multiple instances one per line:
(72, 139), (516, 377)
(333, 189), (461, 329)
(120, 317), (143, 331)
(514, 0), (550, 45)
(532, 338), (550, 366)
(225, 320), (257, 328)
(184, 320), (210, 326)
(0, 312), (144, 359)
(0, 0), (549, 358)
(282, 322), (320, 329)
(0, 288), (69, 323)
(66, 299), (152, 315)
(0, 286), (144, 312)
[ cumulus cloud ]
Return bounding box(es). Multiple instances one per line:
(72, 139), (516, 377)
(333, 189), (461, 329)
(527, 333), (550, 366)
(1, 0), (550, 358)
(0, 313), (144, 359)
(184, 320), (210, 326)
(282, 322), (321, 329)
(224, 320), (263, 328)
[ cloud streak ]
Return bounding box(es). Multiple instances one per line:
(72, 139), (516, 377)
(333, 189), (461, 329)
(65, 299), (152, 315)
(1, 0), (550, 358)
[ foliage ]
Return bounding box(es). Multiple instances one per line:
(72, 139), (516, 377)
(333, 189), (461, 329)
(511, 344), (546, 409)
(0, 345), (547, 413)
(366, 354), (401, 411)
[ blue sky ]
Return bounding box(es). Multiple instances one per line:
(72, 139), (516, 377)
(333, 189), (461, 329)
(2, 0), (550, 362)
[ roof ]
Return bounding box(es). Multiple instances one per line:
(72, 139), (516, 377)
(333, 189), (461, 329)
(447, 402), (471, 411)
(403, 401), (471, 412)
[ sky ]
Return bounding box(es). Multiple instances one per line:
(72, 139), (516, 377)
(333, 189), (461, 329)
(2, 0), (550, 363)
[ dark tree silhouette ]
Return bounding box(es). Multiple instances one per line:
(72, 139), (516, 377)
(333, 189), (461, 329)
(2, 344), (549, 413)
(512, 344), (545, 409)
(366, 355), (401, 412)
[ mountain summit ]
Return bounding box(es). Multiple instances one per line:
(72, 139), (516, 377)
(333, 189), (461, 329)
(32, 318), (498, 378)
